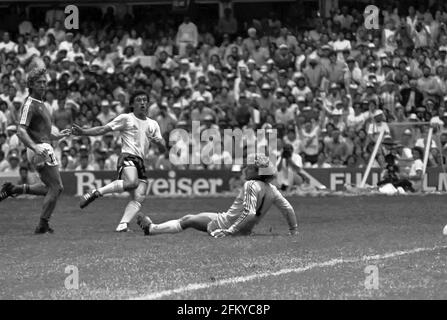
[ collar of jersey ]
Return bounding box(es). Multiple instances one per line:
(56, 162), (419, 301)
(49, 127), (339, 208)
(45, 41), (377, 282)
(29, 96), (44, 104)
(131, 113), (148, 121)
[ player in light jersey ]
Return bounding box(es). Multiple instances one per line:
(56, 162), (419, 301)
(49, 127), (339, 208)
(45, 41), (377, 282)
(0, 67), (71, 234)
(136, 154), (299, 238)
(71, 90), (166, 232)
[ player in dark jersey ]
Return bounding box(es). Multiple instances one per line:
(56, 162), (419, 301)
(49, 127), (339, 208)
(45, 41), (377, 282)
(0, 68), (70, 234)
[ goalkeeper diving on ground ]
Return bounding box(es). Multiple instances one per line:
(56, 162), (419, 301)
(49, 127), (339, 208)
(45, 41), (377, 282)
(136, 154), (299, 238)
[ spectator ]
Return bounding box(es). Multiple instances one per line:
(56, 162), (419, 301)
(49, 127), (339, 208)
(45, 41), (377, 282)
(176, 15), (199, 56)
(97, 100), (117, 125)
(53, 98), (73, 131)
(0, 32), (17, 53)
(0, 2), (447, 173)
(325, 51), (345, 84)
(91, 48), (115, 73)
(75, 154), (94, 171)
(367, 109), (391, 142)
(274, 44), (294, 70)
(312, 152), (331, 168)
(45, 5), (65, 28)
(190, 97), (216, 122)
(0, 150), (8, 171)
(299, 120), (320, 165)
(334, 6), (354, 30)
(325, 127), (349, 164)
(304, 55), (327, 91)
(17, 166), (39, 186)
(3, 149), (20, 174)
(401, 147), (424, 192)
(276, 27), (298, 52)
(0, 100), (7, 132)
(5, 125), (21, 152)
(276, 144), (308, 191)
(216, 8), (238, 39)
(46, 20), (66, 44)
(275, 96), (294, 125)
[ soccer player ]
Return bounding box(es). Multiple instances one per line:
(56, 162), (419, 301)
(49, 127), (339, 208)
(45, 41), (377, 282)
(136, 154), (299, 238)
(0, 67), (71, 234)
(71, 90), (166, 232)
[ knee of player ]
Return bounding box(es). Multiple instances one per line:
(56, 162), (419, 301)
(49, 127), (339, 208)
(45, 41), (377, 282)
(49, 184), (64, 196)
(134, 192), (146, 204)
(180, 214), (194, 223)
(125, 180), (139, 190)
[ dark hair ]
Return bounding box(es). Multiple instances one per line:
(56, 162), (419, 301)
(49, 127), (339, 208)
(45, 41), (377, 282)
(256, 174), (275, 183)
(412, 147), (424, 159)
(129, 90), (149, 105)
(345, 154), (357, 165)
(384, 153), (395, 164)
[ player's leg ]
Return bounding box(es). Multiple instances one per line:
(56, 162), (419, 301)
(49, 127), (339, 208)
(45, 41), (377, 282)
(98, 166), (140, 194)
(0, 149), (50, 201)
(34, 165), (64, 234)
(0, 180), (49, 200)
(79, 165), (139, 209)
(137, 212), (218, 235)
(116, 179), (147, 232)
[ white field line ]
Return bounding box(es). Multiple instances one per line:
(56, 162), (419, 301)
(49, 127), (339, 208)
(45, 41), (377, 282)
(131, 245), (447, 300)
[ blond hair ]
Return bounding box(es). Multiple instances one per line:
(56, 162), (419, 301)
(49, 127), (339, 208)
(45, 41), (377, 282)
(27, 68), (47, 88)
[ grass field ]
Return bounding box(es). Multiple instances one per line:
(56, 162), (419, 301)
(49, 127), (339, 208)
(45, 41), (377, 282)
(0, 194), (446, 300)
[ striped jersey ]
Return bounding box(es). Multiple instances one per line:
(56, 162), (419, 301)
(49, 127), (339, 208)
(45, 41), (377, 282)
(217, 180), (295, 235)
(107, 113), (163, 160)
(19, 96), (53, 143)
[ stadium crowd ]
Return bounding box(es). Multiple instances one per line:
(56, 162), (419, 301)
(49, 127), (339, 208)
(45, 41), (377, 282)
(2, 2), (447, 179)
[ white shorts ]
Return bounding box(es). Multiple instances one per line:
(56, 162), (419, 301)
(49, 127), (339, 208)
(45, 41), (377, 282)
(27, 143), (58, 169)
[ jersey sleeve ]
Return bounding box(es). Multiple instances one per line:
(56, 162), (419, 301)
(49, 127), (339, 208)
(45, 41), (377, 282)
(226, 181), (259, 234)
(106, 114), (127, 131)
(149, 120), (163, 141)
(19, 99), (34, 127)
(272, 186), (298, 229)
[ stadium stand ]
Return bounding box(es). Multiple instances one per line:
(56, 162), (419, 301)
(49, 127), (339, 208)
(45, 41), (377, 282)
(1, 0), (447, 186)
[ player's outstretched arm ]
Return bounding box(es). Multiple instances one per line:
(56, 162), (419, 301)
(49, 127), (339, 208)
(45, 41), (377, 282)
(72, 123), (113, 137)
(273, 190), (298, 235)
(150, 122), (167, 153)
(50, 128), (71, 140)
(152, 137), (167, 154)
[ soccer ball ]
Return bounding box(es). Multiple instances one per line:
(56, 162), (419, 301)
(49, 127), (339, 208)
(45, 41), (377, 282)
(443, 224), (447, 236)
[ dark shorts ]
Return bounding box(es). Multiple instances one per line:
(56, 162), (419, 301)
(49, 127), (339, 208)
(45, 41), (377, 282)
(303, 153), (318, 165)
(117, 153), (147, 180)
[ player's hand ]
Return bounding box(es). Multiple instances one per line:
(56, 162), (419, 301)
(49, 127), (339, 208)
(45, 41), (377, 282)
(33, 144), (48, 157)
(59, 129), (72, 138)
(210, 229), (230, 238)
(71, 124), (84, 136)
